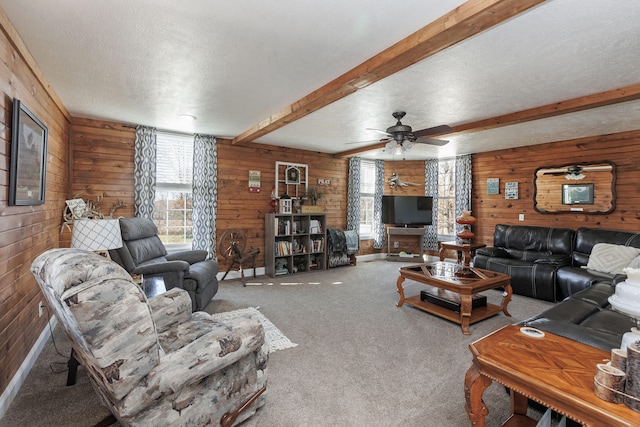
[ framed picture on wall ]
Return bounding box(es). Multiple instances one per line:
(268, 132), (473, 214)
(9, 99), (48, 205)
(285, 166), (301, 184)
(562, 183), (594, 205)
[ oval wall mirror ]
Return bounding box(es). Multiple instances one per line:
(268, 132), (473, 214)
(534, 161), (616, 214)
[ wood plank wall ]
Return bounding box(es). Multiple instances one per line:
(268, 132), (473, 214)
(472, 130), (640, 246)
(61, 118), (137, 246)
(0, 17), (70, 396)
(214, 139), (348, 271)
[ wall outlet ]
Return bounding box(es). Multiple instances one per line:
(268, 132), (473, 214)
(393, 241), (399, 248)
(38, 301), (44, 317)
(518, 213), (525, 221)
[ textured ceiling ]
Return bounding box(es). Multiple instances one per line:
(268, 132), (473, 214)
(1, 0), (639, 160)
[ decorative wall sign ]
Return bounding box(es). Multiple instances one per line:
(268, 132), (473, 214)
(317, 178), (331, 186)
(505, 182), (518, 199)
(487, 178), (500, 195)
(249, 170), (261, 192)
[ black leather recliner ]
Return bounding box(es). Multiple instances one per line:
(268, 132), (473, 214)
(522, 281), (631, 351)
(109, 217), (219, 311)
(555, 227), (640, 299)
(473, 224), (574, 302)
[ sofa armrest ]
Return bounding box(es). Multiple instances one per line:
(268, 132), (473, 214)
(476, 247), (510, 258)
(612, 274), (628, 285)
(132, 260), (190, 276)
(120, 314), (265, 417)
(147, 288), (193, 334)
(533, 254), (571, 266)
(166, 250), (209, 264)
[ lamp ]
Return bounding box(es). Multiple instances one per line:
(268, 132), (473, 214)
(565, 165), (585, 180)
(71, 219), (123, 258)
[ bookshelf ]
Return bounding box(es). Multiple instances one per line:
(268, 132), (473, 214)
(265, 213), (326, 277)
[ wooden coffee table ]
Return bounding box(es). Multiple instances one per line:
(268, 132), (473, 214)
(396, 262), (512, 335)
(465, 325), (640, 426)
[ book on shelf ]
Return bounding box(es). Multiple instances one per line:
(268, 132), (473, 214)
(275, 241), (292, 256)
(309, 219), (323, 234)
(278, 219), (291, 235)
(311, 237), (325, 252)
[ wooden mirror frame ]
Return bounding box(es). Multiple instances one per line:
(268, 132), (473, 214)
(533, 160), (616, 214)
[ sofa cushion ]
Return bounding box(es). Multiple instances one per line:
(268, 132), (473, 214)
(572, 227), (640, 267)
(584, 243), (640, 275)
(493, 224), (574, 255)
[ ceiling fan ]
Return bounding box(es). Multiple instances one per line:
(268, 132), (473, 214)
(348, 111), (452, 154)
(536, 164), (613, 180)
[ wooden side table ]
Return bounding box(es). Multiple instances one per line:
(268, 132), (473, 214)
(465, 325), (639, 426)
(439, 241), (486, 266)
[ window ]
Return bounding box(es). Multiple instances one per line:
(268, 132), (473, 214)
(153, 132), (193, 248)
(359, 160), (376, 239)
(437, 159), (456, 239)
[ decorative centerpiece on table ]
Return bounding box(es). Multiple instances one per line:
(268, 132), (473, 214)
(456, 210), (476, 243)
(609, 267), (640, 350)
(597, 267), (640, 412)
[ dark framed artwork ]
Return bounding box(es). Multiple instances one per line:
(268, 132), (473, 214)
(285, 166), (300, 184)
(9, 99), (48, 205)
(562, 183), (594, 205)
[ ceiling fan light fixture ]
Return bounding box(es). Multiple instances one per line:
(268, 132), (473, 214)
(385, 140), (396, 152)
(565, 172), (585, 180)
(403, 140), (413, 150)
(394, 145), (403, 156)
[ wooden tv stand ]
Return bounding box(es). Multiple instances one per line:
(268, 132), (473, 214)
(387, 226), (425, 261)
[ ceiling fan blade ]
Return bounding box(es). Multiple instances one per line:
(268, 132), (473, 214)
(366, 128), (393, 137)
(579, 165), (613, 172)
(413, 124), (453, 137)
(414, 137), (449, 146)
(345, 138), (390, 145)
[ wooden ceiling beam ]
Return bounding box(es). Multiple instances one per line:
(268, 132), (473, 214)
(232, 0), (546, 145)
(334, 82), (640, 158)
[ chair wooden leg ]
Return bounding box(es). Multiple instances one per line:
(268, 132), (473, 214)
(220, 386), (266, 427)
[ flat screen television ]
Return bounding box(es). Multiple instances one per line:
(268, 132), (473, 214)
(382, 195), (433, 226)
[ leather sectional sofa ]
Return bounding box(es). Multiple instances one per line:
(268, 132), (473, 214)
(474, 224), (640, 352)
(474, 224), (640, 302)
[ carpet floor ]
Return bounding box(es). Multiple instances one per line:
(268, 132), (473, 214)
(1, 259), (554, 426)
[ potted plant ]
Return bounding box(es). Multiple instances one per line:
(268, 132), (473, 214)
(306, 186), (325, 206)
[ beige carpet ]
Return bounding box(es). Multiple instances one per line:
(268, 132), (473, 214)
(1, 259), (554, 426)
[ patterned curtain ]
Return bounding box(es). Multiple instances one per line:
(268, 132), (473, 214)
(134, 126), (157, 219)
(346, 157), (361, 231)
(424, 158), (439, 251)
(455, 154), (473, 234)
(372, 159), (385, 249)
(192, 134), (218, 258)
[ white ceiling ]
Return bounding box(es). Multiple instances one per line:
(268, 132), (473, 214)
(1, 0), (639, 160)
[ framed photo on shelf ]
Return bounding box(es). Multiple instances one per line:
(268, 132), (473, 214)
(562, 183), (594, 205)
(285, 166), (300, 184)
(9, 99), (48, 205)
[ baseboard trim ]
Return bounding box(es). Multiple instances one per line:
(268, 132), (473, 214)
(0, 316), (57, 419)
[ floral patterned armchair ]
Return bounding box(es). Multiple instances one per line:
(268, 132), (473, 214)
(31, 248), (268, 426)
